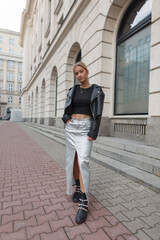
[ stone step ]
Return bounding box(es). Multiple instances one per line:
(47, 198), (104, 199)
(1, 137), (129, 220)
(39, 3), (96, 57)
(93, 142), (160, 177)
(28, 125), (66, 145)
(96, 136), (160, 161)
(91, 152), (160, 193)
(26, 122), (65, 134)
(26, 122), (65, 140)
(26, 122), (160, 192)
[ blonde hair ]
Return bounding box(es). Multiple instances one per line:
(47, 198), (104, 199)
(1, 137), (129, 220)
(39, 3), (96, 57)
(73, 61), (89, 73)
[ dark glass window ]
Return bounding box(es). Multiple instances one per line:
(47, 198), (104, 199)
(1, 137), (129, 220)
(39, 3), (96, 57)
(74, 50), (81, 85)
(115, 0), (152, 115)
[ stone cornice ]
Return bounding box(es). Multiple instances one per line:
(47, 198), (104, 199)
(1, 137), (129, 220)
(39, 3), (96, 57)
(20, 0), (36, 46)
(0, 28), (19, 35)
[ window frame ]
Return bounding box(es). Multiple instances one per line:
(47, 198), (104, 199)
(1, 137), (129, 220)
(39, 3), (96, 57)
(9, 38), (14, 45)
(8, 83), (13, 92)
(9, 49), (14, 55)
(8, 71), (14, 81)
(18, 72), (22, 81)
(8, 60), (14, 69)
(114, 0), (152, 116)
(8, 96), (13, 104)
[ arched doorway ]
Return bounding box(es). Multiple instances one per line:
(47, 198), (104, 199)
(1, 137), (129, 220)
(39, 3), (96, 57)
(6, 107), (12, 120)
(66, 42), (81, 90)
(51, 66), (58, 118)
(31, 92), (34, 122)
(35, 86), (38, 123)
(74, 50), (82, 85)
(28, 96), (31, 122)
(40, 79), (45, 124)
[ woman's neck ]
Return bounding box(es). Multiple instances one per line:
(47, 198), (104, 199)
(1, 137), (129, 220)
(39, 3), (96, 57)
(80, 80), (90, 88)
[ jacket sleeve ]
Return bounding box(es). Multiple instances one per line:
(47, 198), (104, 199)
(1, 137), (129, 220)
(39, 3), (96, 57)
(62, 90), (72, 124)
(62, 112), (72, 123)
(87, 115), (102, 140)
(88, 89), (105, 140)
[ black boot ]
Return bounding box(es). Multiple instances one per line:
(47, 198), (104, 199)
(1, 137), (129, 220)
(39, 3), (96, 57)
(72, 180), (81, 203)
(75, 192), (88, 224)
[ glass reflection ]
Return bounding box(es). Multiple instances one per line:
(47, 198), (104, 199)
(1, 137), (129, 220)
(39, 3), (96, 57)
(120, 0), (152, 36)
(115, 26), (151, 114)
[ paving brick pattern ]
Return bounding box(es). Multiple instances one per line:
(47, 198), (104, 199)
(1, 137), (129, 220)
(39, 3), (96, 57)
(0, 122), (159, 240)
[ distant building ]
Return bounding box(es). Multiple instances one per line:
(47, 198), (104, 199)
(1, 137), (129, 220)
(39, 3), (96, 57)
(20, 0), (160, 148)
(0, 28), (23, 119)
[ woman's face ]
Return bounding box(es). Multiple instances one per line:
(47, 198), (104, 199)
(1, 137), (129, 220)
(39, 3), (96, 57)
(74, 66), (88, 84)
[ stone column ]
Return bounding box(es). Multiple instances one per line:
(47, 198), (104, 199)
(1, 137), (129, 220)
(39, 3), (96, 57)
(145, 0), (160, 148)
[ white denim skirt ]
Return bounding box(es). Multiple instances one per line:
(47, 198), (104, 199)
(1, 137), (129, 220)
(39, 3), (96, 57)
(65, 118), (93, 201)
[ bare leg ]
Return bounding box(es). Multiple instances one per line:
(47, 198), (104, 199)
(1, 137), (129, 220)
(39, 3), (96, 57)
(73, 152), (79, 180)
(79, 169), (85, 193)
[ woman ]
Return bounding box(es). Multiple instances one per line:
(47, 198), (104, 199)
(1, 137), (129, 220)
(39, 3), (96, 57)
(62, 62), (104, 224)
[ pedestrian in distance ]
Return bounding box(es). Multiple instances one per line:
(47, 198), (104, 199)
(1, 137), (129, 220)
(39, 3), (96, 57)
(62, 61), (105, 224)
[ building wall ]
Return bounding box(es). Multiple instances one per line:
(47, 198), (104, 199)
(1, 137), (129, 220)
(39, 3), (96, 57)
(145, 0), (160, 147)
(20, 0), (160, 147)
(0, 28), (23, 118)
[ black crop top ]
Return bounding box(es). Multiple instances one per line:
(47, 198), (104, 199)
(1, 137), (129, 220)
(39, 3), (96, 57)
(72, 85), (94, 116)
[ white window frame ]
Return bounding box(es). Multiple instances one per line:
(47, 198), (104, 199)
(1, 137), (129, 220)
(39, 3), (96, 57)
(8, 96), (13, 104)
(8, 83), (13, 92)
(19, 84), (22, 92)
(10, 38), (14, 45)
(8, 61), (14, 68)
(18, 73), (22, 81)
(9, 49), (14, 55)
(18, 62), (22, 70)
(8, 71), (14, 81)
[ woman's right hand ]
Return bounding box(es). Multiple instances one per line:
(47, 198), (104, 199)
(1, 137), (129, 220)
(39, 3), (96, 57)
(66, 119), (72, 123)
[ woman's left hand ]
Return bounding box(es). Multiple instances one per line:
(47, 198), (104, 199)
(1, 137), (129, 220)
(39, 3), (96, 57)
(88, 136), (94, 141)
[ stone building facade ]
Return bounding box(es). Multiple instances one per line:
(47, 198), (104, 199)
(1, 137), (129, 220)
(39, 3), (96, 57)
(20, 0), (160, 148)
(0, 28), (23, 119)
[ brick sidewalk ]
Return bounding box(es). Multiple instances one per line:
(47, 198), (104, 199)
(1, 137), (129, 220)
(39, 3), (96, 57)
(1, 122), (160, 240)
(0, 122), (140, 240)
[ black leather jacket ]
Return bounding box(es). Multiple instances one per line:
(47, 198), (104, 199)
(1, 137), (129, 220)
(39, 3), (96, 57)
(62, 84), (105, 140)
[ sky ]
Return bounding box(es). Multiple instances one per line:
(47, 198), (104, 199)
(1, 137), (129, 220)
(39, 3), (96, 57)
(0, 0), (27, 32)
